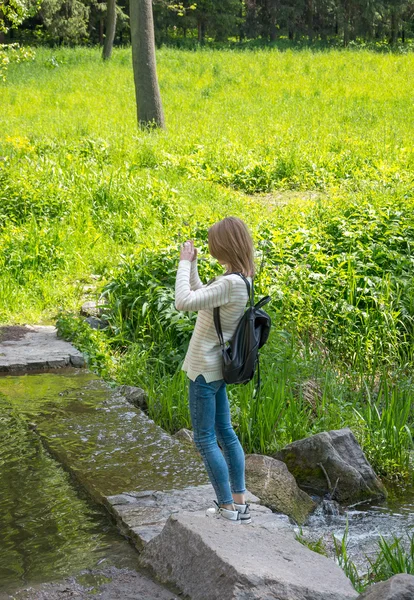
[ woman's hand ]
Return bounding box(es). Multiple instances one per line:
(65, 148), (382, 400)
(180, 240), (197, 262)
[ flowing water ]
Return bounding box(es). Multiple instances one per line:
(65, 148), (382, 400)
(0, 387), (139, 592)
(0, 370), (204, 593)
(0, 369), (412, 592)
(298, 488), (414, 575)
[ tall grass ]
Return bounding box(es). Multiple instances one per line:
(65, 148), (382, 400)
(332, 526), (414, 592)
(2, 46), (414, 480)
(368, 533), (414, 580)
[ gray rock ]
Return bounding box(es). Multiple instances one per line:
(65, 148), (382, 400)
(80, 300), (107, 317)
(173, 428), (194, 443)
(32, 379), (208, 505)
(46, 358), (69, 368)
(140, 511), (358, 600)
(118, 385), (148, 409)
(357, 574), (414, 600)
(70, 354), (85, 367)
(85, 316), (108, 330)
(105, 484), (267, 550)
(0, 325), (85, 372)
(276, 428), (387, 504)
(245, 453), (316, 524)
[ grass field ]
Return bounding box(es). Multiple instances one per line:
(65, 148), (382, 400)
(1, 46), (413, 482)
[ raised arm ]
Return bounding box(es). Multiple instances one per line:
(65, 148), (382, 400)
(190, 259), (203, 291)
(175, 260), (231, 312)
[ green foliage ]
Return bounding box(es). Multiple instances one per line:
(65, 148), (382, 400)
(1, 47), (414, 482)
(3, 0), (414, 46)
(295, 527), (328, 556)
(333, 526), (414, 591)
(333, 522), (365, 593)
(259, 193), (414, 369)
(38, 0), (90, 44)
(0, 0), (39, 33)
(56, 312), (115, 378)
(0, 43), (35, 81)
(368, 533), (414, 580)
(0, 219), (67, 284)
(353, 379), (414, 479)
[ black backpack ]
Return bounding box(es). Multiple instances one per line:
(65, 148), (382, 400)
(213, 273), (271, 387)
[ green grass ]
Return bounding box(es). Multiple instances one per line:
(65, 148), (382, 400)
(332, 525), (414, 592)
(1, 45), (414, 481)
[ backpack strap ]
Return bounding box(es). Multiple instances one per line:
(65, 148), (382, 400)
(223, 271), (254, 306)
(213, 306), (225, 349)
(213, 272), (253, 348)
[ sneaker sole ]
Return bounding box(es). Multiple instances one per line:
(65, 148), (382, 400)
(240, 516), (252, 524)
(206, 508), (242, 524)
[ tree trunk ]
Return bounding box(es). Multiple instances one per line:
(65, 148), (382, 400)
(239, 0), (244, 41)
(307, 0), (314, 42)
(99, 18), (104, 45)
(103, 0), (117, 60)
(130, 0), (165, 129)
(343, 20), (349, 46)
(197, 19), (206, 44)
(342, 0), (352, 47)
(269, 0), (277, 42)
(245, 0), (257, 38)
(389, 8), (399, 45)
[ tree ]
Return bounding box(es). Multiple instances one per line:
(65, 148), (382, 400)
(0, 0), (39, 41)
(39, 0), (90, 43)
(103, 0), (117, 58)
(130, 0), (165, 129)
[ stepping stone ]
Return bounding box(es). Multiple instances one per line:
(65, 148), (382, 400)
(357, 574), (414, 600)
(140, 511), (359, 600)
(0, 325), (85, 372)
(7, 371), (207, 503)
(105, 484), (276, 550)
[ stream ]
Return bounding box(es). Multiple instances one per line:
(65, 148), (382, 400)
(0, 370), (412, 593)
(298, 488), (414, 574)
(0, 379), (140, 594)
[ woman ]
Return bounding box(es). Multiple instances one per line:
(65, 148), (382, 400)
(175, 216), (254, 524)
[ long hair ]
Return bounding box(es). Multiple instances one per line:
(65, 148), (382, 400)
(208, 217), (255, 278)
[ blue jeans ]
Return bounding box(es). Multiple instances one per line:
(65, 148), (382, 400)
(188, 374), (246, 505)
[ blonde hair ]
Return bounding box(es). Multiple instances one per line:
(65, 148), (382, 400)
(208, 217), (255, 277)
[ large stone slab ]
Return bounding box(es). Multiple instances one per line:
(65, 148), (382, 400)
(276, 428), (387, 504)
(4, 371), (207, 503)
(105, 484), (274, 550)
(140, 511), (359, 600)
(245, 453), (316, 524)
(357, 574), (414, 600)
(0, 325), (85, 372)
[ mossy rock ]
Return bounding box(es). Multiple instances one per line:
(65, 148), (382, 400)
(245, 454), (316, 525)
(275, 428), (387, 505)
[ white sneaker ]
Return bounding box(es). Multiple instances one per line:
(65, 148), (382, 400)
(205, 501), (241, 524)
(234, 503), (251, 524)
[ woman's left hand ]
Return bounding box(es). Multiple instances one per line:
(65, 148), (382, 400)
(180, 240), (195, 261)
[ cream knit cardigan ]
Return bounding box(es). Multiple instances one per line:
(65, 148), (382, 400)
(175, 259), (250, 383)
